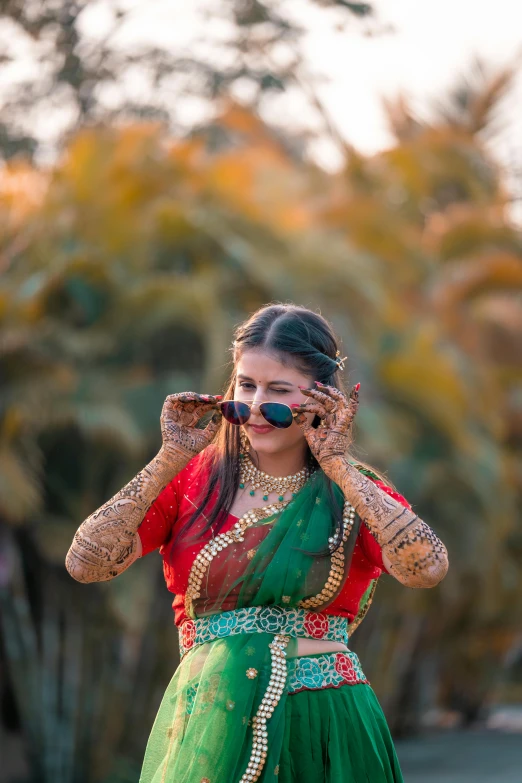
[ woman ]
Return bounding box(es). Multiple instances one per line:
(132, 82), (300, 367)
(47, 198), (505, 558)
(66, 303), (449, 783)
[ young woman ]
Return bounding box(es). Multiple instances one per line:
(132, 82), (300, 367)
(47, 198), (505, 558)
(66, 303), (449, 783)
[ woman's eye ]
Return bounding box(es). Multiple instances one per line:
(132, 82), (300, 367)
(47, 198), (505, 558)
(239, 383), (288, 393)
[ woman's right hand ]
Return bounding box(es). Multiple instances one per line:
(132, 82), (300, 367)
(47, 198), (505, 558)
(160, 391), (224, 461)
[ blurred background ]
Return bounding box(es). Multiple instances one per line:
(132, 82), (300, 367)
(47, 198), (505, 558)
(1, 1), (521, 781)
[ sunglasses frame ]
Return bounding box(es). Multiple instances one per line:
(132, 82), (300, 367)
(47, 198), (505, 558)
(216, 399), (300, 429)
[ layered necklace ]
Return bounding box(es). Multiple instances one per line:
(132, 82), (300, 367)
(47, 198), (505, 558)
(239, 447), (316, 503)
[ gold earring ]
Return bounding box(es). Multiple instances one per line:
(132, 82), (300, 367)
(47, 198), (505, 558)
(240, 428), (249, 454)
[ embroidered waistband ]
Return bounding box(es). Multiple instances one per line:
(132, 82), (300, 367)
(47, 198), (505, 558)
(287, 650), (368, 694)
(178, 605), (350, 660)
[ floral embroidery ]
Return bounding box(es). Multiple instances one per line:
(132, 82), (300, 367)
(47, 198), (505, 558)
(295, 657), (323, 688)
(208, 612), (238, 638)
(181, 619), (196, 650)
(178, 606), (349, 660)
(287, 651), (368, 694)
(334, 652), (358, 683)
(303, 612), (329, 639)
(246, 667), (258, 679)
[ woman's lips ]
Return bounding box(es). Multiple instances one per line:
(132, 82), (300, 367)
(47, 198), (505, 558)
(248, 424), (273, 434)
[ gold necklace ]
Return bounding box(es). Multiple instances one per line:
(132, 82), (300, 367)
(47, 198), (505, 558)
(239, 449), (316, 502)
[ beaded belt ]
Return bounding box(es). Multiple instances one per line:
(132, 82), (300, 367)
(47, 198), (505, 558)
(178, 605), (350, 660)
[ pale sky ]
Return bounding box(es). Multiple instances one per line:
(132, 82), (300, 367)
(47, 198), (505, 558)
(87, 0), (522, 161)
(3, 0), (522, 181)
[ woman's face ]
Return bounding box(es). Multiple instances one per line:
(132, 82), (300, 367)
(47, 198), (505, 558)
(233, 349), (317, 455)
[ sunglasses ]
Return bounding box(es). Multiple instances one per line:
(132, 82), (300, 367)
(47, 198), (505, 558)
(216, 399), (299, 429)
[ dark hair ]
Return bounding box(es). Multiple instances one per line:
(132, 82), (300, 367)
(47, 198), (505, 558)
(172, 302), (389, 557)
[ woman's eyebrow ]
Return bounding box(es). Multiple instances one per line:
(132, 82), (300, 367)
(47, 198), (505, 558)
(237, 374), (294, 386)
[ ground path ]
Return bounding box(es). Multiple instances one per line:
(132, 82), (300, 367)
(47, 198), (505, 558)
(395, 730), (522, 782)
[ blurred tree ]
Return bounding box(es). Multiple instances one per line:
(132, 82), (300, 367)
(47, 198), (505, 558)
(0, 0), (374, 161)
(0, 59), (521, 775)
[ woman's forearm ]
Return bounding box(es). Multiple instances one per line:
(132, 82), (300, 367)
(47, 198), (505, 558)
(65, 446), (187, 584)
(331, 458), (448, 588)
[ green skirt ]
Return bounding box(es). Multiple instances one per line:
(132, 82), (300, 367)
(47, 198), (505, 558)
(279, 674), (403, 782)
(140, 647), (404, 783)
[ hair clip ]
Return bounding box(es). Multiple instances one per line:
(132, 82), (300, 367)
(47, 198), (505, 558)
(335, 350), (347, 371)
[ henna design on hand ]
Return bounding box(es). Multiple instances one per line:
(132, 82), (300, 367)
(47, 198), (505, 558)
(160, 392), (223, 460)
(65, 392), (223, 584)
(292, 382), (359, 469)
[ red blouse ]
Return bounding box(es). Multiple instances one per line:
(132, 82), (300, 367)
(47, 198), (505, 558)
(137, 451), (412, 627)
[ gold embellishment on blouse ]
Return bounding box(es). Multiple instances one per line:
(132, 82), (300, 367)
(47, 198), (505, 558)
(298, 499), (356, 610)
(247, 548), (257, 559)
(349, 578), (378, 634)
(246, 667), (258, 679)
(282, 595), (291, 603)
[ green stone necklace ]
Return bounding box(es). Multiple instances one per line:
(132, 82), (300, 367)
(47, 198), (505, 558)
(238, 448), (316, 502)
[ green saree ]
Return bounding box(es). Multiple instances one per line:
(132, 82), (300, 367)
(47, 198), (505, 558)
(138, 469), (404, 783)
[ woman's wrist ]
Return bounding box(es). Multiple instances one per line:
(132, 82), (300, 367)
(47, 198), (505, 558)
(334, 457), (448, 587)
(65, 448), (185, 584)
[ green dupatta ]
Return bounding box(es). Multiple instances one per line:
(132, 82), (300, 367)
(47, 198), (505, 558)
(139, 466), (373, 783)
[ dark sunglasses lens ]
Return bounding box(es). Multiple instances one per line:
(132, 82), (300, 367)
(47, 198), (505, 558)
(259, 402), (293, 429)
(221, 401), (251, 425)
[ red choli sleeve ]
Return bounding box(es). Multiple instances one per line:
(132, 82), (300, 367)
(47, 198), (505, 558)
(358, 478), (412, 573)
(136, 452), (206, 556)
(137, 476), (181, 556)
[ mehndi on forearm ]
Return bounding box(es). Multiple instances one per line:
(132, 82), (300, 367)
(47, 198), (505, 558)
(65, 446), (187, 584)
(332, 459), (448, 588)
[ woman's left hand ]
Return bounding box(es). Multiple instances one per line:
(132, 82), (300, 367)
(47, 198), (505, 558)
(292, 382), (360, 479)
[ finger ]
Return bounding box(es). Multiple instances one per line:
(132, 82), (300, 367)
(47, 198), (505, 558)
(298, 387), (338, 411)
(167, 393), (222, 411)
(314, 382), (347, 405)
(349, 383), (360, 402)
(292, 401), (328, 419)
(346, 384), (360, 415)
(293, 410), (314, 434)
(203, 410), (223, 438)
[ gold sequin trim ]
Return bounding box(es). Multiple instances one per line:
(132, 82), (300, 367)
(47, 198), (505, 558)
(239, 634), (290, 783)
(298, 499), (356, 609)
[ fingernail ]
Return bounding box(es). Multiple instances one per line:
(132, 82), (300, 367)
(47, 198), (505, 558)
(290, 404), (300, 408)
(297, 385), (305, 389)
(354, 383), (360, 391)
(215, 395), (223, 399)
